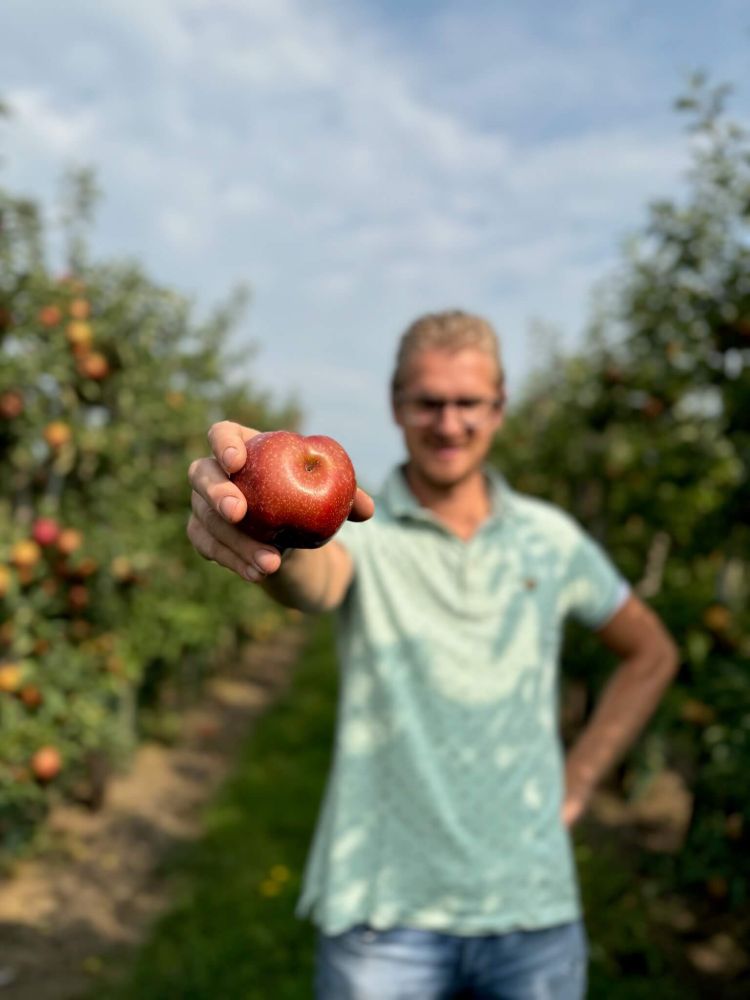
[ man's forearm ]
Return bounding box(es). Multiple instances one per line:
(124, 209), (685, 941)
(564, 644), (679, 807)
(260, 543), (348, 614)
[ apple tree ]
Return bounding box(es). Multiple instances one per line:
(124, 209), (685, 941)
(0, 166), (299, 849)
(493, 77), (749, 910)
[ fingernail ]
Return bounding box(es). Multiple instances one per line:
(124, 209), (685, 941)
(254, 549), (277, 574)
(245, 565), (261, 582)
(222, 447), (239, 469)
(220, 497), (239, 520)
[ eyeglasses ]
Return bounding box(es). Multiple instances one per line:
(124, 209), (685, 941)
(396, 394), (503, 429)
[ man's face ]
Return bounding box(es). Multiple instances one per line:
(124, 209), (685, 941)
(392, 347), (504, 488)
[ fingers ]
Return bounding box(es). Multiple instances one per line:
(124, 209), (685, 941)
(188, 492), (283, 582)
(561, 796), (584, 829)
(348, 487), (375, 523)
(206, 420), (259, 475)
(189, 421), (261, 524)
(188, 455), (248, 523)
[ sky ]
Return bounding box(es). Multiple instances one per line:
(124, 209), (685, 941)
(2, 0), (749, 487)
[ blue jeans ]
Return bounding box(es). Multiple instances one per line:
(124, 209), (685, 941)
(315, 920), (588, 1000)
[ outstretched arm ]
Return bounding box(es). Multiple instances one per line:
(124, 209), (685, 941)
(187, 421), (374, 613)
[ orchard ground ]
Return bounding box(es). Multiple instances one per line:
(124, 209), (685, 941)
(0, 623), (307, 999)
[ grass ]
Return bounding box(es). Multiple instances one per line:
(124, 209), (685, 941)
(92, 616), (338, 1000)
(90, 615), (693, 999)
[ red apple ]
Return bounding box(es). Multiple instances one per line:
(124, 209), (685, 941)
(77, 351), (109, 380)
(230, 431), (357, 549)
(19, 684), (43, 709)
(57, 528), (83, 555)
(38, 305), (62, 328)
(31, 745), (62, 783)
(68, 584), (89, 611)
(32, 517), (60, 547)
(0, 389), (24, 419)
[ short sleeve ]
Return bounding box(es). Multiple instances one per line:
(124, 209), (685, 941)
(562, 530), (631, 629)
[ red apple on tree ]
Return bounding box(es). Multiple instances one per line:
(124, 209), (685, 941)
(77, 351), (109, 380)
(230, 431), (357, 549)
(33, 517), (60, 547)
(31, 746), (62, 783)
(57, 528), (83, 555)
(38, 304), (62, 327)
(0, 389), (24, 419)
(68, 584), (89, 612)
(19, 684), (43, 709)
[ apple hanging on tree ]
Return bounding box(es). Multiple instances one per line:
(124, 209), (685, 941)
(69, 298), (91, 320)
(38, 305), (62, 327)
(44, 421), (72, 449)
(0, 390), (24, 419)
(31, 746), (62, 783)
(230, 431), (357, 549)
(10, 540), (41, 569)
(33, 517), (60, 547)
(77, 351), (109, 380)
(57, 528), (83, 555)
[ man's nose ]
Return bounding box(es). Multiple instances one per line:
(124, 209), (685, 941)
(434, 402), (464, 435)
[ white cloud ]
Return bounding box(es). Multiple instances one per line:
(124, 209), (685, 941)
(158, 208), (205, 250)
(220, 183), (274, 217)
(5, 88), (99, 157)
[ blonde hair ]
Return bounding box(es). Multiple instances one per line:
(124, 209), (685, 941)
(391, 309), (505, 395)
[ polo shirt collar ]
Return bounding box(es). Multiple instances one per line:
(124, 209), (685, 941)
(381, 464), (512, 524)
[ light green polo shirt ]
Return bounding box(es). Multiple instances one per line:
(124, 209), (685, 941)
(296, 466), (629, 936)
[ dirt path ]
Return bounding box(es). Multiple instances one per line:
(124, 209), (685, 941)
(0, 624), (309, 1000)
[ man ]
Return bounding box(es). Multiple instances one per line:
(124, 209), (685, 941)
(187, 310), (678, 999)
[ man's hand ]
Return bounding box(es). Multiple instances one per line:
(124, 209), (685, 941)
(561, 781), (593, 829)
(187, 421), (374, 584)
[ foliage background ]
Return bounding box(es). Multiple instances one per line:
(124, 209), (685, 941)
(494, 79), (750, 926)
